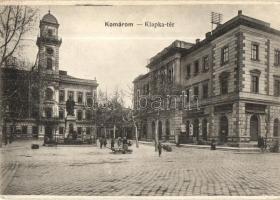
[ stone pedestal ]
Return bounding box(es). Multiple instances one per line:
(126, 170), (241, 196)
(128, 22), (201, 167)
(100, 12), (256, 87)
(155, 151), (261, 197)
(65, 115), (77, 138)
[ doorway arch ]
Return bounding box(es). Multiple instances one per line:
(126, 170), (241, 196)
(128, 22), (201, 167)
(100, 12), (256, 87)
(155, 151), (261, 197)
(193, 119), (199, 141)
(219, 116), (228, 143)
(250, 115), (259, 141)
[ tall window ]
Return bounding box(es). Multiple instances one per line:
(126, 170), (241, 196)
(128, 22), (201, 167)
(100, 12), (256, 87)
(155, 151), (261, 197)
(47, 58), (52, 70)
(22, 126), (27, 134)
(275, 49), (280, 66)
(86, 92), (93, 107)
(221, 46), (229, 64)
(186, 89), (190, 102)
(167, 67), (174, 82)
(86, 110), (92, 120)
(202, 83), (208, 99)
(77, 110), (83, 120)
(77, 92), (83, 103)
(68, 91), (74, 100)
(77, 127), (82, 135)
(59, 110), (64, 119)
(220, 77), (228, 94)
(45, 107), (52, 118)
(203, 56), (209, 71)
(251, 43), (259, 61)
(274, 79), (280, 96)
(59, 127), (64, 135)
(251, 75), (259, 93)
(86, 127), (91, 135)
(59, 90), (65, 102)
(186, 64), (191, 78)
(45, 88), (53, 100)
(194, 60), (199, 76)
(193, 86), (199, 97)
(48, 29), (53, 36)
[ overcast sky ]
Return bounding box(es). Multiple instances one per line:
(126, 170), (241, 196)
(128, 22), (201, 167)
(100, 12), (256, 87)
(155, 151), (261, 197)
(20, 3), (280, 106)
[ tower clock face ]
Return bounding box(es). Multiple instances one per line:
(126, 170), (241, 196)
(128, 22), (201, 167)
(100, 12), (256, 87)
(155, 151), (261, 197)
(46, 47), (54, 55)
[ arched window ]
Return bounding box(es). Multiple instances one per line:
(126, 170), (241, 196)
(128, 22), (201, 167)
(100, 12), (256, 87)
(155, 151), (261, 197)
(47, 58), (53, 70)
(274, 118), (280, 137)
(45, 88), (53, 100)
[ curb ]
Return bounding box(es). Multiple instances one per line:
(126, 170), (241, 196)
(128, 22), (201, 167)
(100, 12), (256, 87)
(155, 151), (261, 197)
(138, 141), (261, 153)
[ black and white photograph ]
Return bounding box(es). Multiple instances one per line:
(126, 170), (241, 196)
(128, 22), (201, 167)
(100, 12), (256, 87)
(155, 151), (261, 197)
(0, 1), (280, 199)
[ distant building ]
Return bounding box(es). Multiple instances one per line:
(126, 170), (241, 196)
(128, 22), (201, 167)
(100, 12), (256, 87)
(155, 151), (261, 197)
(133, 10), (280, 146)
(1, 12), (98, 143)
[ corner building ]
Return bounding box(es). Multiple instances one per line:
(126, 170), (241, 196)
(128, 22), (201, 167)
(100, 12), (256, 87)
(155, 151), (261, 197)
(133, 11), (280, 146)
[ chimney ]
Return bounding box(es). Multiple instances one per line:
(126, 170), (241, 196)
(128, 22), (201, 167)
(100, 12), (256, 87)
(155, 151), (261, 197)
(196, 39), (200, 44)
(238, 10), (242, 15)
(205, 32), (211, 39)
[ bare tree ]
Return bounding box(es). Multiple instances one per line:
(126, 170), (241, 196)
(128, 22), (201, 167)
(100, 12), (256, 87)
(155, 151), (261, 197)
(0, 6), (37, 67)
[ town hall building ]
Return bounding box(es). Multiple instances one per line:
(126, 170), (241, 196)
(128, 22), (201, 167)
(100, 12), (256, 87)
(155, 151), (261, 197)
(1, 11), (98, 143)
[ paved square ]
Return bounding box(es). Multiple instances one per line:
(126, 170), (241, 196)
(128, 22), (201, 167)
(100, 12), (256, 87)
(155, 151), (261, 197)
(1, 141), (280, 196)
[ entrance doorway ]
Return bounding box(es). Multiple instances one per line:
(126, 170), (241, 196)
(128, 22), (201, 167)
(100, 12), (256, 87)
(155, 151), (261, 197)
(45, 126), (53, 141)
(250, 115), (259, 141)
(193, 119), (199, 141)
(219, 116), (228, 143)
(202, 118), (208, 141)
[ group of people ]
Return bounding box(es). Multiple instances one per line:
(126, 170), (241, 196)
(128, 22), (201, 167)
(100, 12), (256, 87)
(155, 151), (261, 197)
(99, 136), (129, 151)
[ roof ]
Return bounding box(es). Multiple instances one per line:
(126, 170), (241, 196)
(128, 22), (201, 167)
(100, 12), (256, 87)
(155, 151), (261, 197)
(147, 40), (193, 68)
(41, 11), (58, 25)
(59, 73), (98, 87)
(133, 73), (150, 83)
(182, 11), (280, 57)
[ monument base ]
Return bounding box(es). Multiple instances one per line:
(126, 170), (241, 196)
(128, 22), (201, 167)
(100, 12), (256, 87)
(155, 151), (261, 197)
(65, 115), (77, 139)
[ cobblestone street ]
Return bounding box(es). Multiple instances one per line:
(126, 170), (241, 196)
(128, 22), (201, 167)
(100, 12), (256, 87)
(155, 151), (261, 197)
(1, 140), (280, 196)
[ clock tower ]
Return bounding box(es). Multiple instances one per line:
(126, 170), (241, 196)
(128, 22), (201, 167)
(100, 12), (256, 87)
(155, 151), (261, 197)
(36, 10), (62, 74)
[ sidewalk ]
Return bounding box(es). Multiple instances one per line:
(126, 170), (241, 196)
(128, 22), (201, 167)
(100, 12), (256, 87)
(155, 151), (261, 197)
(139, 141), (261, 152)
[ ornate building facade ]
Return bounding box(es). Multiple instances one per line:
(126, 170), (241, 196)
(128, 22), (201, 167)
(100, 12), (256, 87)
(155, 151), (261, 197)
(133, 10), (280, 146)
(1, 12), (98, 143)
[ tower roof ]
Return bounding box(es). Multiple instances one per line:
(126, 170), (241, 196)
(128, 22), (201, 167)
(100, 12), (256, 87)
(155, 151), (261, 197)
(41, 11), (58, 24)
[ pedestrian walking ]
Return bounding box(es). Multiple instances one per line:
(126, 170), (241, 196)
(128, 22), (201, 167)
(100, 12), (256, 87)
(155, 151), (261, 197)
(111, 138), (115, 149)
(158, 142), (162, 157)
(99, 137), (103, 149)
(123, 137), (128, 152)
(104, 137), (107, 147)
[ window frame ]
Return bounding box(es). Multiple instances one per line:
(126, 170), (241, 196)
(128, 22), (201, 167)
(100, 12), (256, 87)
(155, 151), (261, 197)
(46, 57), (53, 70)
(203, 55), (209, 71)
(275, 49), (280, 66)
(194, 60), (199, 76)
(221, 45), (229, 65)
(202, 83), (209, 99)
(251, 43), (259, 61)
(274, 78), (280, 97)
(251, 75), (259, 94)
(77, 92), (83, 104)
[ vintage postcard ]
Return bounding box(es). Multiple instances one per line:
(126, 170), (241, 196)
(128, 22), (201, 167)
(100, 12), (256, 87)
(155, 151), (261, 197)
(0, 1), (280, 199)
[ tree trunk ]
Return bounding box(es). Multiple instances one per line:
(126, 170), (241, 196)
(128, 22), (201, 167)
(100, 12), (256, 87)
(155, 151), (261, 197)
(134, 123), (139, 148)
(155, 119), (158, 152)
(113, 124), (116, 139)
